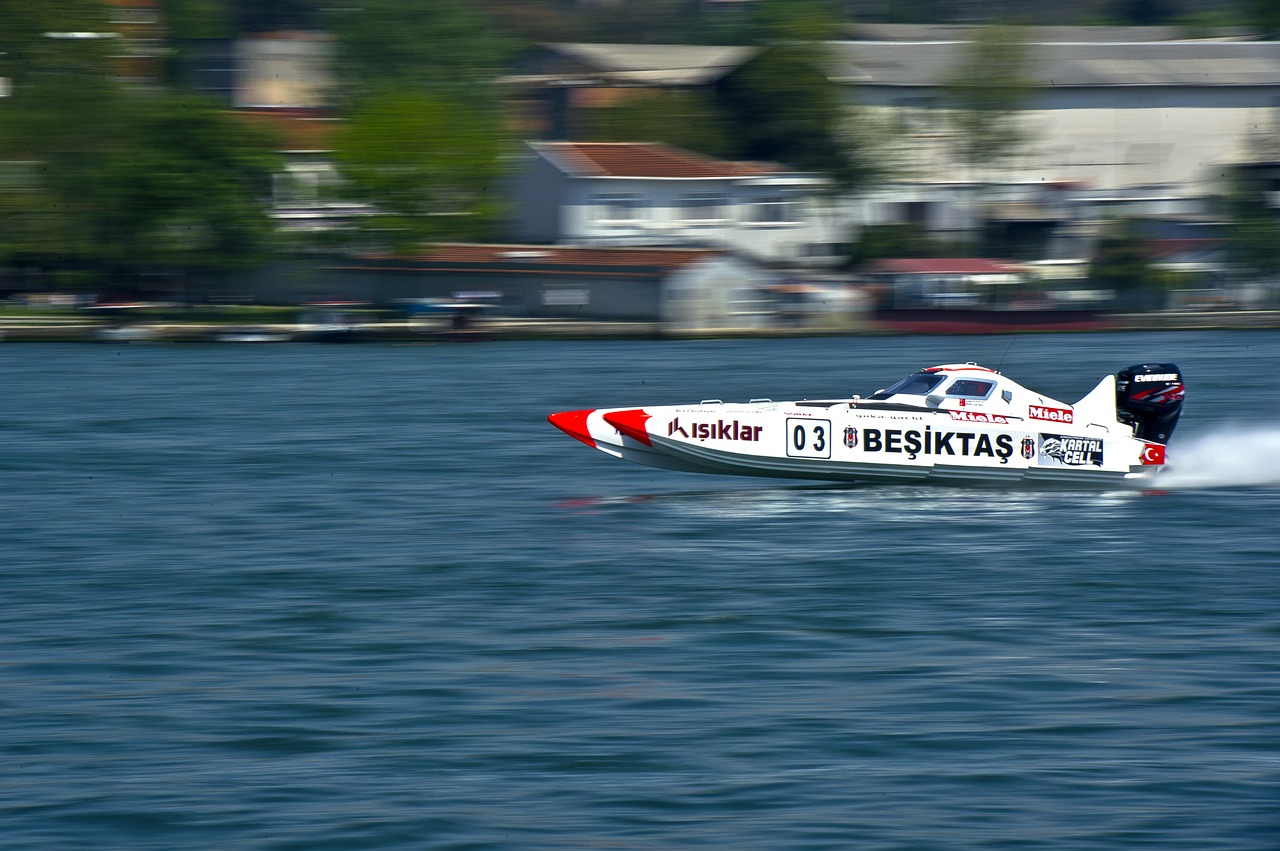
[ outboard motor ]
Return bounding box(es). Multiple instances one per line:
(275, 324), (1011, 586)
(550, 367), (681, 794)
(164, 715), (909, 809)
(1116, 363), (1184, 443)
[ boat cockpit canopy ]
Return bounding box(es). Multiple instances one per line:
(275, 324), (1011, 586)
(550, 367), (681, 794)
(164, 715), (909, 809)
(869, 373), (945, 400)
(868, 371), (999, 402)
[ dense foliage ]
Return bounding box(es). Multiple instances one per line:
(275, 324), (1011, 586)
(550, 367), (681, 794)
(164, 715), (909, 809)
(1089, 219), (1158, 307)
(1223, 174), (1280, 281)
(940, 25), (1034, 176)
(0, 2), (279, 295)
(332, 92), (508, 251)
(581, 90), (735, 160)
(4, 0), (1276, 294)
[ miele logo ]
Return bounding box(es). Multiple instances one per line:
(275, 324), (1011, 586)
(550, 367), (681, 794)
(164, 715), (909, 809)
(1028, 405), (1073, 423)
(1135, 373), (1179, 382)
(949, 410), (1008, 424)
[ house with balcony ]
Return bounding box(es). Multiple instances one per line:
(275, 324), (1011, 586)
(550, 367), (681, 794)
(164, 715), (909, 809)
(506, 141), (843, 266)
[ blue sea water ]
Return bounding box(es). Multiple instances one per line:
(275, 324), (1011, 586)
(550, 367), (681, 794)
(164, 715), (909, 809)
(2, 331), (1278, 850)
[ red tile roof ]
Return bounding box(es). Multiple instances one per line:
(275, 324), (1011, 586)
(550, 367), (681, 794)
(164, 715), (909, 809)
(238, 108), (338, 152)
(866, 258), (1026, 275)
(1145, 238), (1223, 259)
(535, 141), (782, 179)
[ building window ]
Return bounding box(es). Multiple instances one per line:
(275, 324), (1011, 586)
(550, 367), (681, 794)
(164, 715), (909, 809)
(679, 193), (728, 222)
(273, 164), (338, 208)
(543, 287), (589, 307)
(591, 193), (644, 223)
(746, 194), (801, 224)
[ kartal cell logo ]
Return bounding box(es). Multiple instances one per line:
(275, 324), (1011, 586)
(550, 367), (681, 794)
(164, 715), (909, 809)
(1038, 433), (1104, 467)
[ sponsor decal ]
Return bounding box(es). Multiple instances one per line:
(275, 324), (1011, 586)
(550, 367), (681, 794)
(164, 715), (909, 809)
(851, 414), (924, 422)
(1028, 405), (1073, 424)
(668, 418), (762, 442)
(1021, 437), (1036, 460)
(843, 426), (858, 448)
(1141, 443), (1166, 465)
(1132, 383), (1184, 406)
(852, 427), (1015, 464)
(949, 410), (1008, 424)
(787, 418), (832, 459)
(1134, 373), (1179, 383)
(1039, 433), (1103, 467)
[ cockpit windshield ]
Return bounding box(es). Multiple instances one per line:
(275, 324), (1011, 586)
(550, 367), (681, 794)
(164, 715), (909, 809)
(868, 373), (946, 400)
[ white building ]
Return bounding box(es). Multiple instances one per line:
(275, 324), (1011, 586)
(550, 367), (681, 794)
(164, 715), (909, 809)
(233, 32), (334, 109)
(510, 35), (1280, 261)
(507, 141), (843, 265)
(829, 34), (1280, 202)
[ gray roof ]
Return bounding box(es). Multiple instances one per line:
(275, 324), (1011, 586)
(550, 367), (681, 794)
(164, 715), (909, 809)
(506, 43), (758, 87)
(506, 40), (1280, 90)
(826, 40), (1280, 87)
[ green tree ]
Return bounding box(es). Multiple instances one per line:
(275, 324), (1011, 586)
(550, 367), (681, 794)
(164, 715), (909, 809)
(1090, 218), (1156, 309)
(0, 1), (129, 286)
(91, 95), (281, 291)
(332, 92), (509, 252)
(1223, 172), (1280, 281)
(0, 2), (280, 295)
(1240, 0), (1280, 38)
(573, 0), (701, 45)
(160, 0), (234, 87)
(746, 0), (842, 43)
(941, 25), (1035, 177)
(717, 44), (866, 190)
(329, 0), (513, 102)
(844, 222), (971, 269)
(1107, 0), (1178, 25)
(323, 1), (516, 252)
(581, 89), (734, 159)
(160, 0), (234, 40)
(713, 0), (886, 192)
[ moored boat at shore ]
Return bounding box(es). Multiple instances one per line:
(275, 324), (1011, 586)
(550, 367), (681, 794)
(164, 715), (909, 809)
(549, 362), (1184, 486)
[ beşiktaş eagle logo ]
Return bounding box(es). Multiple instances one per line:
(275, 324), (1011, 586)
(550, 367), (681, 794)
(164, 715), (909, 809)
(843, 426), (858, 448)
(1038, 433), (1103, 466)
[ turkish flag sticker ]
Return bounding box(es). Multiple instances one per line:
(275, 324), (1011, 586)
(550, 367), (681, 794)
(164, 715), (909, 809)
(1141, 443), (1166, 465)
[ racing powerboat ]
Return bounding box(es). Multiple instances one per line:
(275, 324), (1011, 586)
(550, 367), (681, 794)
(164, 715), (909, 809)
(548, 362), (1184, 486)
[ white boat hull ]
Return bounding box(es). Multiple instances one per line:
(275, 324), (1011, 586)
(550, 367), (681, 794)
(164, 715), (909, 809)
(550, 363), (1183, 488)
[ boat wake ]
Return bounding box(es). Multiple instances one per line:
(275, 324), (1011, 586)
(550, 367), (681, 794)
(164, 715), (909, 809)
(1158, 425), (1280, 489)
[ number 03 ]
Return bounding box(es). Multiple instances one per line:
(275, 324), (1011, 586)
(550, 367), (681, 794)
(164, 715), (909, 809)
(786, 418), (831, 459)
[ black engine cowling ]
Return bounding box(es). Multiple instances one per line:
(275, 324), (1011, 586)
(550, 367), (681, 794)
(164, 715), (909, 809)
(1115, 363), (1184, 443)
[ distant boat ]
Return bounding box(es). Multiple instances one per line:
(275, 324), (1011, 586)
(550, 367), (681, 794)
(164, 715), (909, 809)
(298, 303), (370, 343)
(95, 323), (161, 343)
(396, 297), (498, 343)
(212, 326), (294, 343)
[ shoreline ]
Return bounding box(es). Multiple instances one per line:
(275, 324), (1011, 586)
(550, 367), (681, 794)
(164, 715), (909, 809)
(3, 310), (1280, 342)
